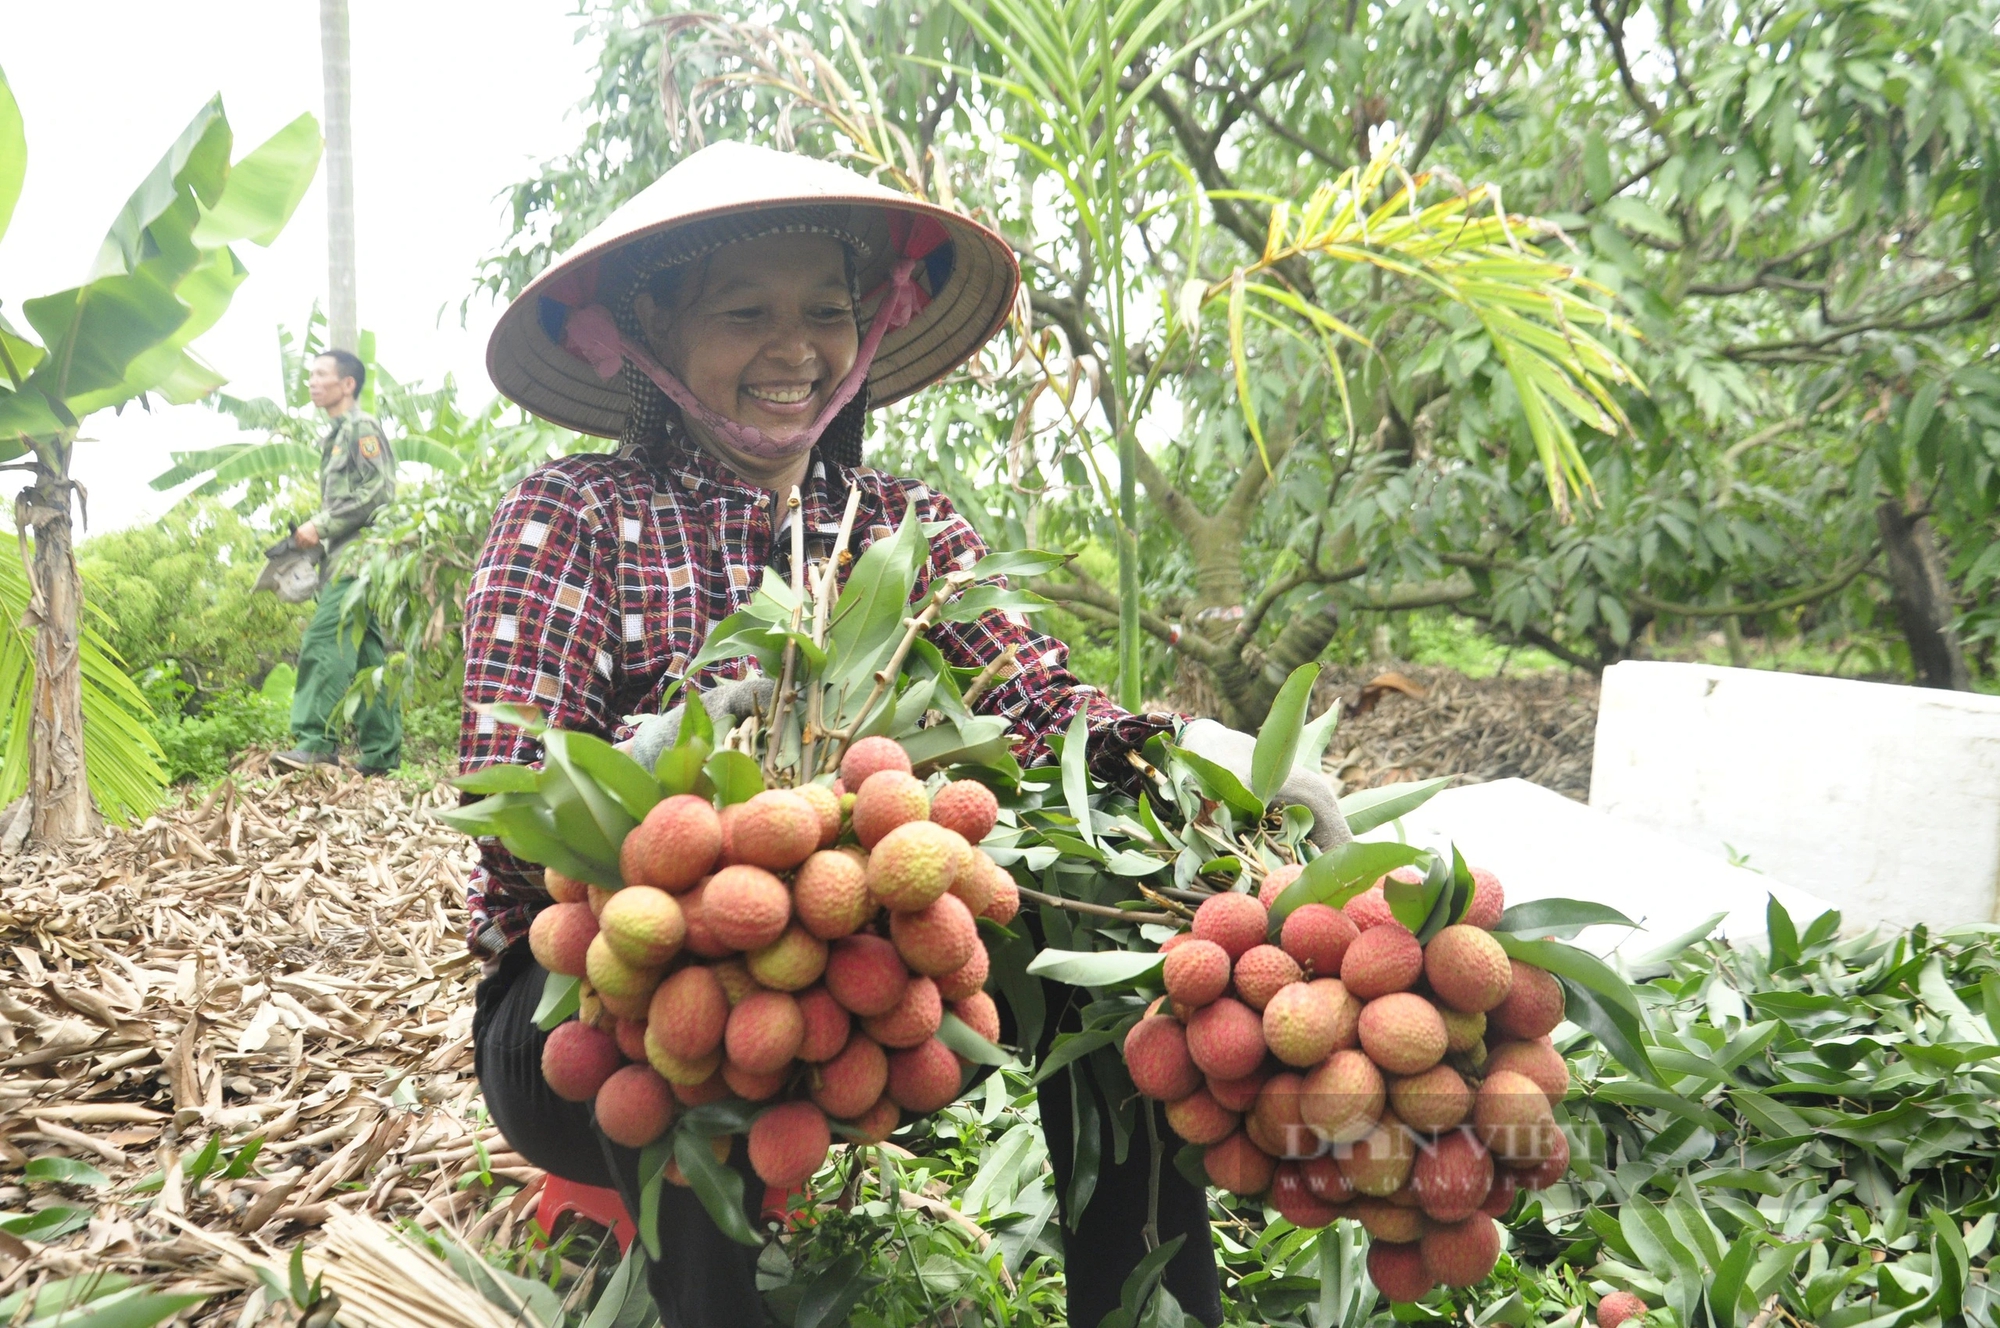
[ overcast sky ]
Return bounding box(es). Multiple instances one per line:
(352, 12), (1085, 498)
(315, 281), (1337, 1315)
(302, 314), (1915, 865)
(1, 3), (606, 534)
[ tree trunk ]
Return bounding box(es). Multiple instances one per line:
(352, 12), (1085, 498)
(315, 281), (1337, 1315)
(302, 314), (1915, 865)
(20, 454), (96, 843)
(1876, 497), (1970, 690)
(321, 0), (359, 350)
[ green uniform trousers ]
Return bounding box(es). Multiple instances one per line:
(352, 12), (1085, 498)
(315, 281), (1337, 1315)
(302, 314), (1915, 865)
(290, 576), (401, 769)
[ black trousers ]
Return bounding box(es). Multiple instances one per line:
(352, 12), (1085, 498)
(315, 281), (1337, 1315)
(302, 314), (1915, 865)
(474, 944), (1223, 1327)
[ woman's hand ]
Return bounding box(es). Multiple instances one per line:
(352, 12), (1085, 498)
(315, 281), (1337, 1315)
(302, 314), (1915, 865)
(1178, 717), (1353, 851)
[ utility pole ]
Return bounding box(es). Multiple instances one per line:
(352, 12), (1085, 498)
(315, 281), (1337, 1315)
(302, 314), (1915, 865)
(320, 0), (358, 350)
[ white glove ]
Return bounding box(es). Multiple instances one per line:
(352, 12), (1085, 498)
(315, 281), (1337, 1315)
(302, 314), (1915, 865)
(627, 675), (775, 772)
(1179, 717), (1353, 851)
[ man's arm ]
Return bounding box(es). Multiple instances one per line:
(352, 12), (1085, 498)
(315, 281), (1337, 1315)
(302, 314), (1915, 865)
(308, 416), (396, 546)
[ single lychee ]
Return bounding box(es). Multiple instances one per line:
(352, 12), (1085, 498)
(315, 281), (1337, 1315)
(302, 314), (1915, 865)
(542, 1020), (623, 1102)
(1339, 1110), (1417, 1196)
(1257, 863), (1304, 908)
(1490, 961), (1564, 1039)
(677, 879), (733, 959)
(671, 1067), (731, 1105)
(619, 795), (722, 892)
(1358, 992), (1448, 1075)
(1203, 1131), (1276, 1196)
(1512, 1124), (1571, 1190)
(1597, 1291), (1648, 1328)
(645, 1027), (722, 1086)
(930, 779), (999, 844)
(1164, 1088), (1239, 1145)
(1270, 1161), (1338, 1228)
(890, 892), (978, 976)
(1410, 1128), (1493, 1222)
(716, 803), (746, 865)
(1366, 1240), (1436, 1303)
(936, 944), (990, 1002)
(1300, 1155), (1353, 1204)
(728, 789), (823, 872)
(529, 902), (597, 978)
(1280, 904), (1357, 978)
(796, 782), (843, 849)
(588, 883), (614, 917)
(585, 933), (662, 1008)
(982, 873), (1021, 926)
(1389, 1063), (1472, 1132)
(1263, 982), (1340, 1068)
(647, 965), (729, 1061)
(703, 865), (792, 951)
(748, 925), (829, 992)
(795, 986), (851, 1063)
(1192, 892), (1268, 960)
(1480, 1169), (1518, 1217)
(853, 770), (931, 849)
(1420, 1212), (1500, 1288)
(1311, 978), (1364, 1050)
(1233, 945), (1303, 1011)
(1485, 1038), (1569, 1104)
(614, 1017), (650, 1062)
(1299, 1048), (1385, 1144)
(725, 990), (805, 1074)
(599, 886), (687, 968)
(1423, 925), (1514, 1014)
(1464, 867), (1506, 930)
(1247, 1073), (1316, 1160)
(951, 992), (1002, 1047)
(545, 869), (589, 904)
(839, 735), (912, 791)
(1353, 1197), (1426, 1242)
(1344, 882), (1398, 931)
(1125, 1016), (1202, 1101)
(887, 1037), (962, 1113)
(793, 848), (873, 940)
(1163, 939), (1232, 1008)
(1184, 998), (1266, 1081)
(945, 850), (997, 917)
(1473, 1069), (1559, 1165)
(867, 821), (965, 913)
(748, 1101), (830, 1187)
(811, 1032), (889, 1117)
(1206, 1066), (1271, 1114)
(846, 1096), (901, 1144)
(862, 974), (943, 1048)
(595, 1065), (676, 1147)
(722, 1061), (785, 1101)
(825, 934), (911, 1017)
(1340, 924), (1423, 1000)
(710, 958), (761, 1005)
(1439, 1007), (1486, 1054)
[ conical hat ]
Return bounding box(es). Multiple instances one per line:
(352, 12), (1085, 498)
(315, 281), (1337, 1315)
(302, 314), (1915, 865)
(487, 141), (1019, 438)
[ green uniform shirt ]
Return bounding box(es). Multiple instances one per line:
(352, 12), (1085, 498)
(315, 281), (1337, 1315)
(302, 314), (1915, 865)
(309, 409), (396, 584)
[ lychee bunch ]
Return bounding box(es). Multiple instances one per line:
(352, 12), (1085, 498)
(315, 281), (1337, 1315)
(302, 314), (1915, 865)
(533, 738), (1020, 1191)
(1122, 865), (1577, 1302)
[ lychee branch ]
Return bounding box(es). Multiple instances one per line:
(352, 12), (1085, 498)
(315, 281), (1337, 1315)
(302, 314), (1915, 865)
(766, 487), (808, 782)
(1015, 884), (1175, 925)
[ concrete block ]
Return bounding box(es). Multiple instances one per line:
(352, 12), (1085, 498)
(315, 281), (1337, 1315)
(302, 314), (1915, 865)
(1589, 662), (2000, 930)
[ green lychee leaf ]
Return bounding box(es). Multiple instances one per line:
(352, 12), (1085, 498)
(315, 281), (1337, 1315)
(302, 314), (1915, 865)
(704, 750), (764, 806)
(532, 974), (580, 1031)
(938, 1011), (1013, 1067)
(1266, 840), (1429, 930)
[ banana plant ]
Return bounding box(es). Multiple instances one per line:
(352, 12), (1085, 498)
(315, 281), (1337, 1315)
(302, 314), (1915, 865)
(0, 67), (319, 842)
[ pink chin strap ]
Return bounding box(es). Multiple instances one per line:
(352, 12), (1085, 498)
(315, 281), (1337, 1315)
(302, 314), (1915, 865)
(560, 214), (946, 460)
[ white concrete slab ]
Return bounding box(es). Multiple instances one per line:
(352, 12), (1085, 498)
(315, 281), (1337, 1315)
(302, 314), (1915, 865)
(1356, 777), (1841, 958)
(1589, 661), (2000, 930)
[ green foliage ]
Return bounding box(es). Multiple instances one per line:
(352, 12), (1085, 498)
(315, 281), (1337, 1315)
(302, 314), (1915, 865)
(141, 668), (292, 786)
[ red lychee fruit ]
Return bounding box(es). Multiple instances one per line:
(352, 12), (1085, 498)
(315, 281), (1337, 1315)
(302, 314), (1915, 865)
(545, 870), (589, 904)
(795, 986), (852, 1063)
(1464, 867), (1506, 930)
(1367, 1240), (1436, 1303)
(647, 965), (729, 1061)
(614, 1017), (649, 1062)
(1357, 992), (1449, 1075)
(1423, 925), (1514, 1014)
(1257, 863), (1304, 908)
(1280, 903), (1357, 978)
(671, 1069), (731, 1107)
(1490, 960), (1564, 1039)
(585, 933), (663, 1015)
(1312, 977), (1364, 1050)
(936, 943), (990, 1002)
(1473, 1069), (1559, 1165)
(541, 1020), (623, 1103)
(866, 820), (962, 912)
(951, 992), (1002, 1047)
(599, 886), (688, 969)
(722, 1061), (785, 1101)
(644, 1024), (721, 1086)
(1163, 938), (1232, 1008)
(1233, 945), (1303, 1011)
(594, 1064), (677, 1147)
(728, 789), (823, 872)
(862, 974), (942, 1048)
(825, 933), (911, 1018)
(945, 850), (997, 917)
(811, 1032), (888, 1118)
(930, 779), (999, 844)
(839, 735), (912, 791)
(1597, 1291), (1648, 1328)
(1388, 1063), (1472, 1132)
(1345, 880), (1400, 931)
(796, 782), (843, 849)
(1485, 1037), (1570, 1104)
(747, 924), (829, 991)
(846, 1095), (900, 1144)
(1202, 1131), (1276, 1196)
(1420, 1212), (1501, 1288)
(1164, 1087), (1239, 1145)
(852, 770), (930, 849)
(1338, 1110), (1417, 1196)
(748, 1101), (830, 1187)
(1512, 1124), (1571, 1189)
(619, 794), (722, 892)
(1340, 924), (1423, 1000)
(982, 872), (1021, 926)
(1270, 1161), (1338, 1228)
(529, 902), (598, 979)
(1439, 1006), (1486, 1054)
(889, 891), (978, 976)
(676, 879), (733, 959)
(1480, 1169), (1519, 1217)
(1205, 1066), (1271, 1114)
(1192, 892), (1268, 960)
(1300, 1155), (1353, 1204)
(703, 864), (792, 951)
(1124, 1015), (1202, 1101)
(724, 990), (805, 1074)
(1410, 1128), (1493, 1222)
(1263, 981), (1341, 1068)
(1353, 1197), (1426, 1242)
(1184, 997), (1267, 1080)
(1299, 1048), (1384, 1144)
(1247, 1073), (1316, 1159)
(887, 1036), (962, 1113)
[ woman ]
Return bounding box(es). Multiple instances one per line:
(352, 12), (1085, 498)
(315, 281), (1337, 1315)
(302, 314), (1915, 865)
(463, 141), (1349, 1327)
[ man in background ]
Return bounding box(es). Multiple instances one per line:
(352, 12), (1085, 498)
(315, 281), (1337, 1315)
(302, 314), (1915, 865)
(272, 350), (401, 775)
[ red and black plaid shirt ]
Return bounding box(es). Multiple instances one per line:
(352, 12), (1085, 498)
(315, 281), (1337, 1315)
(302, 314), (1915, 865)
(459, 430), (1173, 957)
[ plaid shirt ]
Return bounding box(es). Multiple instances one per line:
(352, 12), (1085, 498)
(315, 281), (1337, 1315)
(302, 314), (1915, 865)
(460, 431), (1174, 957)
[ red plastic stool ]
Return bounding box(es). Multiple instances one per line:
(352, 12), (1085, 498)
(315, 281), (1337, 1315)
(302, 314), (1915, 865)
(535, 1176), (637, 1254)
